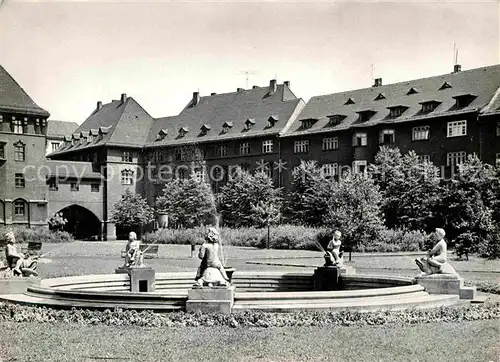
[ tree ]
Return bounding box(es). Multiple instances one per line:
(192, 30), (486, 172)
(218, 168), (282, 228)
(324, 171), (385, 254)
(371, 147), (441, 231)
(251, 199), (281, 249)
(111, 189), (154, 231)
(48, 212), (68, 231)
(156, 177), (216, 228)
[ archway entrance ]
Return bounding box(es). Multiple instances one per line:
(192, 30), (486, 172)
(53, 205), (101, 240)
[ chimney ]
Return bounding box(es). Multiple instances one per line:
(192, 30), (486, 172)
(373, 78), (382, 87)
(269, 79), (277, 94)
(211, 92), (216, 96)
(97, 101), (102, 110)
(252, 85), (259, 89)
(284, 81), (290, 88)
(453, 64), (462, 73)
(192, 91), (200, 106)
(237, 88), (244, 92)
(120, 93), (127, 103)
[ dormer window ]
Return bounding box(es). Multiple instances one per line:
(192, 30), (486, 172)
(300, 118), (317, 130)
(344, 97), (355, 105)
(87, 135), (94, 143)
(156, 129), (168, 141)
(387, 106), (408, 119)
(406, 87), (418, 95)
(420, 100), (441, 113)
(453, 94), (477, 108)
(374, 93), (386, 101)
(200, 124), (211, 135)
(439, 81), (452, 90)
(356, 110), (376, 122)
(222, 121), (233, 133)
(178, 126), (188, 137)
(267, 115), (279, 128)
(244, 118), (255, 130)
(327, 115), (346, 126)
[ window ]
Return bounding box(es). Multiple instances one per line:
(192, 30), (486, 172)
(301, 119), (315, 129)
(244, 119), (255, 130)
(417, 155), (431, 164)
(412, 126), (430, 141)
(178, 168), (187, 180)
(267, 116), (278, 128)
(14, 142), (25, 161)
(357, 111), (374, 122)
(0, 143), (4, 159)
(447, 151), (467, 167)
(174, 149), (183, 161)
(12, 119), (23, 134)
(321, 163), (338, 178)
(389, 107), (407, 118)
(454, 94), (476, 108)
(353, 160), (367, 174)
(327, 115), (344, 126)
(294, 140), (309, 154)
(262, 140), (273, 154)
(379, 129), (395, 144)
(217, 144), (228, 157)
(15, 173), (25, 188)
(447, 120), (467, 137)
(322, 137), (339, 151)
(153, 151), (164, 163)
(222, 122), (233, 133)
(496, 153), (500, 168)
(178, 127), (188, 137)
(14, 201), (25, 216)
(48, 178), (58, 191)
(70, 182), (79, 191)
(496, 121), (500, 137)
(262, 163), (273, 179)
(88, 135), (94, 143)
(239, 142), (250, 155)
(121, 170), (134, 185)
(192, 168), (205, 183)
(51, 142), (61, 152)
(122, 152), (133, 162)
(421, 101), (439, 113)
(352, 133), (367, 147)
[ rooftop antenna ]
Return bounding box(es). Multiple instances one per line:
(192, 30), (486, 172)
(453, 43), (459, 65)
(238, 70), (259, 88)
(370, 64), (375, 81)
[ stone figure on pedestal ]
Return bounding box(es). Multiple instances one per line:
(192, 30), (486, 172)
(324, 230), (343, 267)
(124, 231), (144, 268)
(1, 231), (38, 277)
(195, 227), (230, 287)
(415, 228), (457, 276)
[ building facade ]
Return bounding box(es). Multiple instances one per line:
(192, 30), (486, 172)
(46, 120), (79, 155)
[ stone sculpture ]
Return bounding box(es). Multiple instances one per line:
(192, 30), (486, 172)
(124, 231), (145, 268)
(324, 230), (343, 267)
(195, 227), (230, 287)
(415, 228), (457, 276)
(1, 231), (38, 277)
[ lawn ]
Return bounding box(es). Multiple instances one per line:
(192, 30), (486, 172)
(0, 320), (498, 361)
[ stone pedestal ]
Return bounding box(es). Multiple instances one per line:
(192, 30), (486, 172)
(0, 277), (40, 294)
(415, 274), (476, 300)
(338, 265), (356, 275)
(186, 286), (235, 314)
(313, 266), (341, 291)
(129, 267), (155, 293)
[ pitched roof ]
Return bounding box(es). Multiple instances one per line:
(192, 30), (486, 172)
(47, 120), (80, 138)
(0, 65), (50, 117)
(50, 95), (155, 155)
(283, 64), (500, 137)
(43, 160), (103, 180)
(146, 82), (303, 147)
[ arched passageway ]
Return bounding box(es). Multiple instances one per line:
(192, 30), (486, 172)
(52, 205), (101, 240)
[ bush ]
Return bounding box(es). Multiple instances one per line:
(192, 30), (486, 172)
(0, 226), (74, 244)
(356, 229), (426, 253)
(258, 225), (328, 250)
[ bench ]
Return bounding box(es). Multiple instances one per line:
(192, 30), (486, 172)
(22, 242), (43, 257)
(121, 244), (159, 259)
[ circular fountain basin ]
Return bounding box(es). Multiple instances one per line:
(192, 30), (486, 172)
(0, 271), (461, 312)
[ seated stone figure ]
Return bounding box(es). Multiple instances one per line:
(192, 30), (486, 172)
(124, 232), (144, 268)
(415, 228), (457, 276)
(195, 227), (229, 287)
(3, 231), (38, 277)
(324, 230), (343, 267)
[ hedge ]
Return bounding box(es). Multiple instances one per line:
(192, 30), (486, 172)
(0, 226), (74, 244)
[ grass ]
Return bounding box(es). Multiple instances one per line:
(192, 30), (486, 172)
(0, 320), (498, 361)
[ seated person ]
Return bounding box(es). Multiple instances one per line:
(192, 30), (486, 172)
(5, 231), (38, 276)
(124, 231), (142, 267)
(195, 227), (229, 283)
(324, 230), (343, 266)
(427, 228), (447, 272)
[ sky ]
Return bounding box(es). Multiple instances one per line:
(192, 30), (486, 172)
(0, 0), (498, 123)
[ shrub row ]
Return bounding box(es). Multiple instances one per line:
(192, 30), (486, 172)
(466, 280), (500, 295)
(0, 226), (74, 244)
(0, 302), (498, 328)
(143, 225), (428, 252)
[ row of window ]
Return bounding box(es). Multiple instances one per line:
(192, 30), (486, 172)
(0, 142), (26, 161)
(2, 116), (47, 135)
(47, 180), (100, 192)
